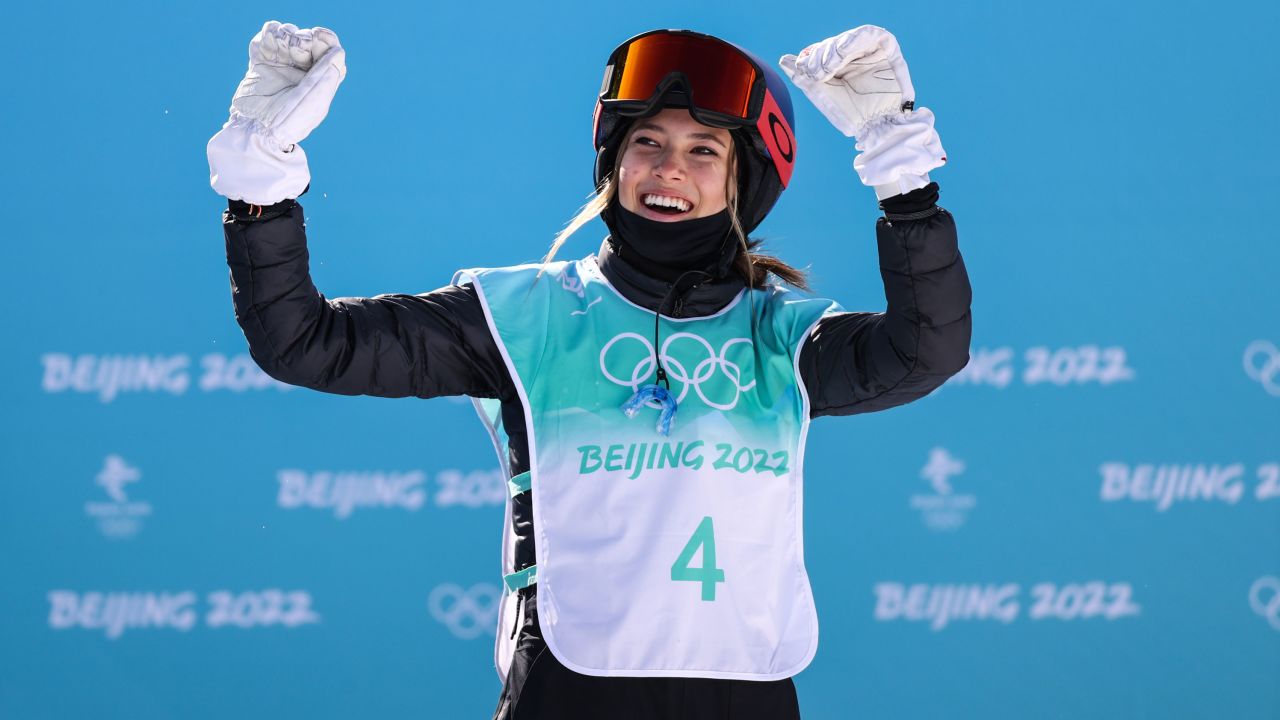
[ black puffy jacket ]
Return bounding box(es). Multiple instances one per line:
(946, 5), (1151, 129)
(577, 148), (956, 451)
(222, 182), (971, 719)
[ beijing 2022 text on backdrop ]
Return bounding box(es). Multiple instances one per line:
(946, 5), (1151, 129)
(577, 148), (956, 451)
(1, 1), (1277, 718)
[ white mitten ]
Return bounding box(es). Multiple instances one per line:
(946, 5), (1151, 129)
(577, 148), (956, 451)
(780, 26), (946, 199)
(207, 21), (347, 205)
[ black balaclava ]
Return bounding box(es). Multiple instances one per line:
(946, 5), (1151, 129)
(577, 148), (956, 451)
(600, 201), (738, 284)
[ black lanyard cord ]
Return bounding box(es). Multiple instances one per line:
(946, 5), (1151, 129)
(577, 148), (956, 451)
(652, 269), (712, 389)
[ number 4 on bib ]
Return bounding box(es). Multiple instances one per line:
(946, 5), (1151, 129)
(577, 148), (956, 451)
(671, 516), (726, 601)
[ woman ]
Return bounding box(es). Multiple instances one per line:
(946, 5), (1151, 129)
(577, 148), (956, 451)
(208, 22), (970, 719)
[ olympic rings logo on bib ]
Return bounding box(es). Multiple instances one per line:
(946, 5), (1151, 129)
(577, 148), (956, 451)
(600, 332), (756, 411)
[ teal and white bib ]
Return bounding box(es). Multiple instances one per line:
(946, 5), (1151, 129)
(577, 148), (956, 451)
(456, 256), (840, 681)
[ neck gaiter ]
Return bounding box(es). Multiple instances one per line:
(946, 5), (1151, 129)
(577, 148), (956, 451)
(602, 203), (736, 283)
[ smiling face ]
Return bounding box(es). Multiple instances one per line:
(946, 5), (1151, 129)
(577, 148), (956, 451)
(616, 107), (733, 222)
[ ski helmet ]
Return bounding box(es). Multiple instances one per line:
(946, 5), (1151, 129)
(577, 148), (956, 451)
(592, 29), (796, 234)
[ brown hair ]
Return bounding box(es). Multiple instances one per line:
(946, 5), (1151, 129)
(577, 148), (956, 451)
(542, 125), (809, 290)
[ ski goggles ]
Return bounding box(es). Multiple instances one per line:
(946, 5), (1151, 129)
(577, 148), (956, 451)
(596, 29), (795, 186)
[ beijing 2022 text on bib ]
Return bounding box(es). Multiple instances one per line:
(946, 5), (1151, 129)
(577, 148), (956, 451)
(456, 256), (840, 681)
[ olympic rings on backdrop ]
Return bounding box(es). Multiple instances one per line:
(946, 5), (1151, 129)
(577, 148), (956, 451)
(1243, 340), (1280, 397)
(600, 332), (756, 411)
(1249, 576), (1280, 632)
(427, 583), (501, 639)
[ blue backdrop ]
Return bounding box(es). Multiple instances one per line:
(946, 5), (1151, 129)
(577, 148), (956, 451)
(2, 0), (1277, 718)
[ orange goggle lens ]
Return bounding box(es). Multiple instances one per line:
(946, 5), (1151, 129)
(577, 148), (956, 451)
(606, 34), (759, 120)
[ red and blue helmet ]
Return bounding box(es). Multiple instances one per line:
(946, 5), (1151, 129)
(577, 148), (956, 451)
(592, 29), (796, 234)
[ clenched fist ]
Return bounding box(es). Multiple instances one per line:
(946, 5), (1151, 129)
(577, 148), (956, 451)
(780, 26), (945, 198)
(229, 22), (346, 149)
(208, 21), (347, 205)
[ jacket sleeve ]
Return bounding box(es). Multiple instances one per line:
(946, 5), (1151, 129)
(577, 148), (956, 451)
(222, 197), (510, 399)
(799, 182), (972, 417)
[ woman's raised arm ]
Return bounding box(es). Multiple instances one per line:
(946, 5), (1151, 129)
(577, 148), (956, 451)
(799, 183), (971, 417)
(223, 198), (508, 399)
(781, 26), (971, 416)
(209, 23), (509, 399)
